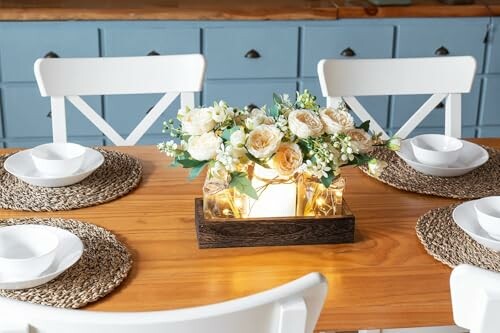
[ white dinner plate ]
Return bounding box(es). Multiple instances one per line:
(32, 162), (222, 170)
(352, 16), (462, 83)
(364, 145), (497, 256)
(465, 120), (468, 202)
(453, 200), (500, 252)
(0, 225), (84, 290)
(3, 147), (104, 187)
(396, 139), (489, 177)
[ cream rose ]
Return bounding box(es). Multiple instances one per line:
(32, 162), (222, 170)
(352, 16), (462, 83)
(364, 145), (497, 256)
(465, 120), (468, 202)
(271, 143), (303, 177)
(230, 129), (246, 147)
(346, 128), (373, 154)
(245, 124), (283, 159)
(319, 107), (354, 135)
(187, 131), (222, 161)
(288, 109), (324, 139)
(245, 109), (275, 130)
(181, 108), (216, 135)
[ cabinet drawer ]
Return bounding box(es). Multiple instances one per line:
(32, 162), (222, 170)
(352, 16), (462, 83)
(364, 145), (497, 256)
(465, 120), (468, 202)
(204, 27), (298, 79)
(486, 18), (500, 73)
(104, 93), (200, 136)
(103, 28), (200, 56)
(105, 134), (164, 146)
(300, 78), (390, 129)
(203, 80), (297, 109)
(0, 25), (99, 82)
(478, 126), (500, 138)
(2, 85), (102, 138)
(5, 136), (103, 148)
(397, 21), (486, 73)
(301, 25), (394, 77)
(389, 126), (476, 138)
(391, 78), (480, 129)
(480, 76), (500, 126)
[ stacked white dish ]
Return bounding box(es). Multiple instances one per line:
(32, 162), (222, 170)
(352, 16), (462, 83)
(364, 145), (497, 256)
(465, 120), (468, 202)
(396, 134), (489, 177)
(0, 225), (83, 290)
(3, 142), (104, 187)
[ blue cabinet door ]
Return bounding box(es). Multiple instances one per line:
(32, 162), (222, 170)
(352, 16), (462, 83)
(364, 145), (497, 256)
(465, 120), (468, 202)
(300, 78), (390, 129)
(2, 84), (102, 138)
(390, 126), (476, 138)
(102, 28), (200, 56)
(5, 136), (103, 148)
(397, 19), (486, 73)
(478, 126), (500, 137)
(0, 24), (99, 82)
(204, 27), (298, 79)
(301, 25), (395, 77)
(485, 18), (500, 74)
(203, 80), (297, 109)
(480, 76), (500, 126)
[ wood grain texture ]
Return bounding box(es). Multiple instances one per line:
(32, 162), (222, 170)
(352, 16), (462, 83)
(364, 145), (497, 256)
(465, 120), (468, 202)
(0, 138), (498, 331)
(195, 198), (355, 248)
(0, 0), (494, 20)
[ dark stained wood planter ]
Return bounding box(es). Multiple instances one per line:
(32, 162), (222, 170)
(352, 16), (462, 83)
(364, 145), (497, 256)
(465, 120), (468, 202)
(194, 198), (355, 248)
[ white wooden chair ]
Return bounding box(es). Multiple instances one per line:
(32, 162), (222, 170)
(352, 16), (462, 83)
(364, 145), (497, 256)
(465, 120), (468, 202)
(34, 54), (205, 146)
(0, 272), (327, 333)
(450, 264), (500, 333)
(317, 56), (476, 139)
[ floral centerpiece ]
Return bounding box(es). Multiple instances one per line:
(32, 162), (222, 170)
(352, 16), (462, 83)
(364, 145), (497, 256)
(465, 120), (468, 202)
(158, 90), (399, 219)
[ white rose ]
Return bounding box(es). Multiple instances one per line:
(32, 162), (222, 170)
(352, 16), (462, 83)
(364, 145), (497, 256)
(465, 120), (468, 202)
(211, 102), (229, 123)
(181, 108), (216, 135)
(245, 124), (283, 159)
(346, 128), (373, 154)
(271, 143), (303, 177)
(245, 109), (274, 130)
(230, 129), (246, 147)
(319, 107), (354, 135)
(288, 109), (324, 139)
(187, 132), (222, 161)
(209, 161), (229, 181)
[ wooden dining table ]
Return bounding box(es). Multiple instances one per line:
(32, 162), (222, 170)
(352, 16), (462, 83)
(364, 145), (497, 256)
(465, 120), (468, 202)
(0, 138), (497, 332)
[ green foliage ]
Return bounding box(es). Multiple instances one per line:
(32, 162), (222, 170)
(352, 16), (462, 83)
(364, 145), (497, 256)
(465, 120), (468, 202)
(229, 172), (258, 199)
(356, 120), (371, 133)
(188, 161), (208, 180)
(321, 171), (335, 188)
(221, 127), (239, 141)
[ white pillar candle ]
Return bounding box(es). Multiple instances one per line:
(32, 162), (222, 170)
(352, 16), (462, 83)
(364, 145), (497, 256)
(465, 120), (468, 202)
(248, 165), (297, 218)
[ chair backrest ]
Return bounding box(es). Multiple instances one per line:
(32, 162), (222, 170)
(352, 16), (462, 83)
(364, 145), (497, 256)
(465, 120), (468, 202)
(0, 272), (327, 333)
(317, 56), (476, 139)
(34, 54), (206, 146)
(450, 264), (500, 333)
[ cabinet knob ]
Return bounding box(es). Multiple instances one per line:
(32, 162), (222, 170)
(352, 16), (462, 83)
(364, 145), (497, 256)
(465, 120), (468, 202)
(244, 49), (261, 59)
(46, 111), (52, 118)
(147, 50), (160, 56)
(340, 47), (356, 57)
(246, 103), (258, 110)
(434, 46), (449, 56)
(44, 51), (60, 58)
(436, 102), (445, 109)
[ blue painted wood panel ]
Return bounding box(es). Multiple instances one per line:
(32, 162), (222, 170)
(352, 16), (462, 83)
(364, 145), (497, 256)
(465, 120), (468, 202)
(486, 18), (500, 74)
(480, 76), (500, 126)
(478, 126), (500, 137)
(388, 126), (476, 138)
(104, 93), (200, 136)
(204, 27), (298, 79)
(103, 28), (200, 56)
(4, 136), (104, 148)
(105, 134), (164, 146)
(391, 78), (480, 129)
(301, 25), (394, 77)
(397, 20), (486, 73)
(2, 85), (103, 138)
(203, 80), (297, 109)
(0, 26), (99, 82)
(300, 78), (390, 129)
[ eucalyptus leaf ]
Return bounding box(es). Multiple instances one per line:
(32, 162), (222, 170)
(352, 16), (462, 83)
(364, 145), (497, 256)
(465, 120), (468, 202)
(273, 93), (282, 105)
(356, 120), (371, 132)
(222, 127), (239, 141)
(188, 161), (208, 180)
(176, 157), (206, 168)
(269, 104), (279, 118)
(229, 172), (258, 199)
(321, 172), (334, 188)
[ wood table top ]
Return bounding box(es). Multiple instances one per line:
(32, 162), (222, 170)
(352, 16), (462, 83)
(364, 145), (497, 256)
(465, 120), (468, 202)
(0, 0), (495, 21)
(0, 138), (497, 331)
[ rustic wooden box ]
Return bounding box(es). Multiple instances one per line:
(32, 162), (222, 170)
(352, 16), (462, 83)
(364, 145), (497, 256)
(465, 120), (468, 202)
(194, 198), (355, 249)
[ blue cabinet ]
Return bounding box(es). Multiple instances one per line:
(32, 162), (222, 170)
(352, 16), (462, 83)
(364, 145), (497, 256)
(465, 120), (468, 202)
(1, 84), (102, 138)
(486, 18), (500, 74)
(480, 76), (500, 126)
(5, 136), (103, 148)
(0, 25), (99, 82)
(301, 25), (394, 77)
(204, 27), (298, 79)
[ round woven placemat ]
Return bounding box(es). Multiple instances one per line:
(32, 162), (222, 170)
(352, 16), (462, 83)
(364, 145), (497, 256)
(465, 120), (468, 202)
(0, 149), (142, 211)
(361, 146), (500, 199)
(0, 217), (133, 308)
(416, 204), (500, 272)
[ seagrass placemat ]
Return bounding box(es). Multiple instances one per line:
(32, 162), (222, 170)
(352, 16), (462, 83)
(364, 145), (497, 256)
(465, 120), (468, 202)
(0, 217), (133, 308)
(416, 204), (500, 272)
(0, 149), (142, 211)
(361, 146), (500, 199)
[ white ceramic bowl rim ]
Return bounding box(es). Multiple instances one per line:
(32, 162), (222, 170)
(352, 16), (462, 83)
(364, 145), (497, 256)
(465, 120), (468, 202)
(0, 225), (59, 262)
(411, 134), (463, 153)
(475, 196), (500, 218)
(31, 142), (86, 161)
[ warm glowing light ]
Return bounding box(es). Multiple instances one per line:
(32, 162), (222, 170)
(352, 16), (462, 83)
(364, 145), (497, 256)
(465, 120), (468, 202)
(234, 198), (243, 208)
(333, 189), (343, 205)
(222, 208), (231, 216)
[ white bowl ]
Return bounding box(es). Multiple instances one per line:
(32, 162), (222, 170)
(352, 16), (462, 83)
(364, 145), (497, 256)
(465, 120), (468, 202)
(411, 134), (463, 167)
(474, 197), (500, 240)
(0, 225), (59, 280)
(31, 143), (86, 177)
